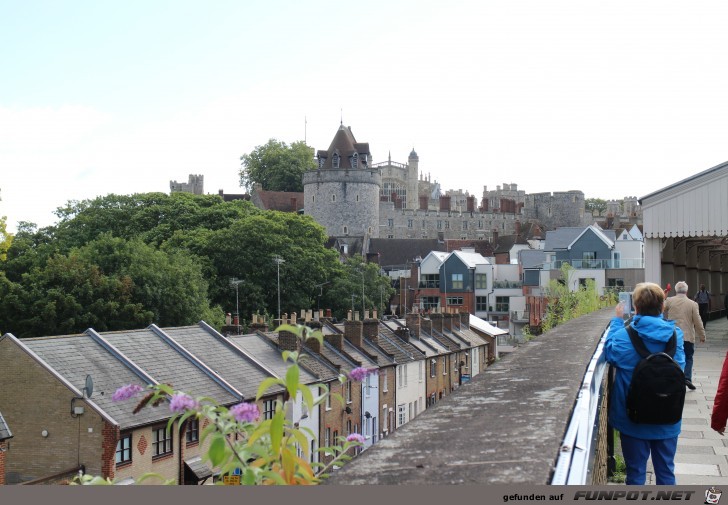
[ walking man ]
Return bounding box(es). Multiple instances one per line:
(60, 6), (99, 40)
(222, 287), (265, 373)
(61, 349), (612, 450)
(664, 281), (706, 390)
(694, 284), (711, 328)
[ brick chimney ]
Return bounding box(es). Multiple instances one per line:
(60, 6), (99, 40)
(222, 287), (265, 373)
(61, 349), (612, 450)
(324, 332), (344, 351)
(439, 195), (451, 212)
(394, 327), (410, 342)
(466, 196), (475, 212)
(451, 310), (461, 332)
(421, 316), (433, 335)
(345, 319), (364, 348)
(443, 312), (453, 332)
(430, 312), (444, 333)
(459, 311), (470, 330)
(363, 317), (379, 343)
(250, 314), (269, 333)
(405, 312), (421, 338)
(419, 195), (429, 210)
(278, 327), (299, 352)
(304, 334), (321, 353)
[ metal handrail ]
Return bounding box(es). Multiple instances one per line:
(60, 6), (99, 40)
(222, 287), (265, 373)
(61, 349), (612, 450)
(550, 324), (610, 484)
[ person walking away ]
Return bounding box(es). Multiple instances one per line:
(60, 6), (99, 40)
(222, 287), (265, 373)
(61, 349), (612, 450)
(693, 284), (711, 328)
(664, 281), (706, 391)
(605, 282), (686, 485)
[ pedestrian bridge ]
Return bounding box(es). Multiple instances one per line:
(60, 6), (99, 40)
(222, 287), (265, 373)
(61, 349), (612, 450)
(326, 309), (728, 485)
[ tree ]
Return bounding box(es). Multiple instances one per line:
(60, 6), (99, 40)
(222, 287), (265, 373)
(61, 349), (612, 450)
(585, 198), (608, 216)
(0, 216), (12, 261)
(322, 256), (395, 320)
(239, 139), (316, 192)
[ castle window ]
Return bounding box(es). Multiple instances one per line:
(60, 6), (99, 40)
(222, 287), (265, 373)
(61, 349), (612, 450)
(332, 194), (336, 202)
(368, 227), (372, 235)
(462, 221), (468, 230)
(356, 195), (359, 202)
(387, 234), (395, 239)
(312, 195), (315, 203)
(437, 220), (442, 229)
(444, 221), (450, 229)
(407, 219), (413, 228)
(352, 153), (358, 169)
(332, 153), (340, 169)
(422, 220), (426, 229)
(318, 157), (325, 169)
(388, 219), (393, 227)
(343, 226), (348, 235)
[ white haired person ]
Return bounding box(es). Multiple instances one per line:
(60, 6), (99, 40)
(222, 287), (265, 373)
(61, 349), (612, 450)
(664, 281), (706, 391)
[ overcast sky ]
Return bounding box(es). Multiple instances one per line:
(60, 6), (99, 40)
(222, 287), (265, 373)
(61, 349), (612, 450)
(2, 0), (728, 233)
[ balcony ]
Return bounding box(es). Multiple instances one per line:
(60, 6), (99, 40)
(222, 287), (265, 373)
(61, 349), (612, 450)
(418, 280), (440, 289)
(510, 310), (529, 322)
(493, 280), (522, 289)
(543, 258), (644, 270)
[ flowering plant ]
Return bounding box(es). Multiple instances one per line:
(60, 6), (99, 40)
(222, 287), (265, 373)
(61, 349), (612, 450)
(75, 324), (367, 485)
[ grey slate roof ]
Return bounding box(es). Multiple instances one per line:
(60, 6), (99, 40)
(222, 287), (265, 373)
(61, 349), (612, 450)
(161, 324), (283, 399)
(228, 333), (323, 384)
(101, 328), (238, 406)
(21, 333), (167, 429)
(544, 227), (585, 251)
(378, 323), (427, 359)
(420, 327), (463, 351)
(0, 411), (12, 441)
(367, 238), (445, 268)
(342, 340), (379, 368)
(453, 327), (489, 346)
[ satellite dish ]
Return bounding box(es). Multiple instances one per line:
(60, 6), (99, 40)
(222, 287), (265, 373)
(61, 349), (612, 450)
(84, 374), (94, 398)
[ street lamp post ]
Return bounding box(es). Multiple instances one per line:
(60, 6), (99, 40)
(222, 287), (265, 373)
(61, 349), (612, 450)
(273, 256), (285, 321)
(230, 277), (242, 324)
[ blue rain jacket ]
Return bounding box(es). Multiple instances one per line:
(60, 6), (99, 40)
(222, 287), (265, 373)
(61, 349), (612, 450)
(604, 314), (686, 439)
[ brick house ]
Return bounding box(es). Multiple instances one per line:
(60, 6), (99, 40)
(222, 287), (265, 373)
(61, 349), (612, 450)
(0, 322), (285, 485)
(0, 411), (11, 485)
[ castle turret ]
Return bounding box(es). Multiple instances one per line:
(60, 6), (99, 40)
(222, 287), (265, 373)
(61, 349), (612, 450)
(303, 125), (381, 239)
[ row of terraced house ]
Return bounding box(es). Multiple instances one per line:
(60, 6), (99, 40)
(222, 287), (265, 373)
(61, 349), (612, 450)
(0, 308), (502, 485)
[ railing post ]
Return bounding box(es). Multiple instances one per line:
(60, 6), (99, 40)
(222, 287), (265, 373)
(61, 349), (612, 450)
(606, 365), (616, 478)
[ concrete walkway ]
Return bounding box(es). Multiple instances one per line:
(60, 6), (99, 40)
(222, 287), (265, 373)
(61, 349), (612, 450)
(645, 315), (728, 484)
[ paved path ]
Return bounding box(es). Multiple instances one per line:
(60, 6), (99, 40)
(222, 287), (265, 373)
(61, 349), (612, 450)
(645, 315), (728, 484)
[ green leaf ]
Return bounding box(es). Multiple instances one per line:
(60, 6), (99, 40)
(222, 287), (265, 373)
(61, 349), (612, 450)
(285, 363), (299, 400)
(256, 377), (284, 400)
(270, 411), (284, 455)
(208, 435), (227, 467)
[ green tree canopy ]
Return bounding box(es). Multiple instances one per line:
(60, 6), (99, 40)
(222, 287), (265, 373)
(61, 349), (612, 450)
(585, 198), (608, 216)
(239, 139), (316, 192)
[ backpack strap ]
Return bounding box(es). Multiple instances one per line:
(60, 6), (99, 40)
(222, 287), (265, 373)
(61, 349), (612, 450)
(626, 325), (677, 358)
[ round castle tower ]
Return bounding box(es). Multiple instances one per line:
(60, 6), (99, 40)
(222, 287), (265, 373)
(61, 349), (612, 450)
(303, 124), (382, 239)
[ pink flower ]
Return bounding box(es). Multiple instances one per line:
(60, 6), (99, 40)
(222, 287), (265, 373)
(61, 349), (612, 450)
(231, 402), (260, 423)
(346, 433), (365, 444)
(169, 393), (198, 413)
(112, 384), (144, 402)
(348, 367), (374, 382)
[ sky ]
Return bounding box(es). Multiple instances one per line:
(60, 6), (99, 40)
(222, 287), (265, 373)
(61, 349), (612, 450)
(3, 0), (728, 233)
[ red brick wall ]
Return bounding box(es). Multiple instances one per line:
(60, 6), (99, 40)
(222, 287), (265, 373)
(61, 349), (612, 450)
(102, 421), (119, 480)
(0, 441), (6, 485)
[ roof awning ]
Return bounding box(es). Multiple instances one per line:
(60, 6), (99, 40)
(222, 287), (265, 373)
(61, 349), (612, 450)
(185, 456), (214, 481)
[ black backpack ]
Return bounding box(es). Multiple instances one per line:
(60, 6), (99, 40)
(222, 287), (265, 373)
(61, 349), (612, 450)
(625, 325), (685, 425)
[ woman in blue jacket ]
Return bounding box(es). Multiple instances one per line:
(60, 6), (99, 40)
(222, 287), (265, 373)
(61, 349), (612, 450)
(605, 282), (686, 485)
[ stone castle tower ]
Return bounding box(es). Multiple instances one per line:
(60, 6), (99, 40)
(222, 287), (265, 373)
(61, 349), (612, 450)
(303, 124), (382, 239)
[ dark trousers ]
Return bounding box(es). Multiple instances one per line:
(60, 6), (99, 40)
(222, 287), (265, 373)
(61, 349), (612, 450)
(684, 341), (694, 381)
(698, 303), (709, 327)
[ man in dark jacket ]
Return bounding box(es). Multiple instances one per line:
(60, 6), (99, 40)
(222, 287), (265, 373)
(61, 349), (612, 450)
(693, 284), (710, 328)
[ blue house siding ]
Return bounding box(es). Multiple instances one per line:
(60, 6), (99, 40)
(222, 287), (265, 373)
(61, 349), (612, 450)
(440, 256), (473, 293)
(556, 229), (612, 263)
